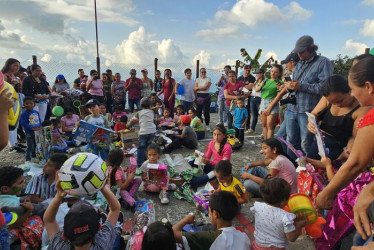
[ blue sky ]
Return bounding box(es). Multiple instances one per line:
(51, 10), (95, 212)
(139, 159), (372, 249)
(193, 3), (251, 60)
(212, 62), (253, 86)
(0, 0), (373, 71)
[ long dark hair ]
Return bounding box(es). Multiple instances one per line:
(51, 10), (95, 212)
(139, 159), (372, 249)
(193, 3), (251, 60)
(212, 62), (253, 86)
(1, 58), (20, 73)
(106, 148), (124, 187)
(213, 124), (227, 155)
(263, 138), (297, 168)
(321, 75), (350, 97)
(349, 56), (374, 88)
(142, 221), (176, 250)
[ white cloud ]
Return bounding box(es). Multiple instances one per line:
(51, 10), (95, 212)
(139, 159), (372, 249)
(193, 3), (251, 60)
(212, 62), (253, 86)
(344, 39), (368, 55)
(115, 26), (187, 65)
(192, 50), (211, 67)
(265, 51), (278, 62)
(197, 0), (312, 40)
(360, 19), (374, 37)
(362, 0), (374, 5)
(41, 54), (52, 62)
(196, 27), (245, 40)
(0, 20), (36, 50)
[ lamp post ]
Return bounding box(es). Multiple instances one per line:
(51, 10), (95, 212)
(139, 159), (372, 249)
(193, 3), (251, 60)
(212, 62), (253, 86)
(94, 0), (100, 75)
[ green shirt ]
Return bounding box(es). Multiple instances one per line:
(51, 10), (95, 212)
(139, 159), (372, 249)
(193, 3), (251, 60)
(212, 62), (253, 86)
(260, 79), (283, 99)
(182, 230), (222, 250)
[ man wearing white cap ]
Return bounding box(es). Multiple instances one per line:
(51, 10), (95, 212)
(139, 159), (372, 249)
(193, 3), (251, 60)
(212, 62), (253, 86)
(283, 35), (333, 156)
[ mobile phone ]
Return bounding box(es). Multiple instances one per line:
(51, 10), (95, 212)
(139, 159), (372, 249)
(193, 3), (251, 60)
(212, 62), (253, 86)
(284, 76), (292, 82)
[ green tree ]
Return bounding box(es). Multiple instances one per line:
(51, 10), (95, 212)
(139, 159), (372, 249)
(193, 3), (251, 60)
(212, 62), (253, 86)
(331, 54), (353, 78)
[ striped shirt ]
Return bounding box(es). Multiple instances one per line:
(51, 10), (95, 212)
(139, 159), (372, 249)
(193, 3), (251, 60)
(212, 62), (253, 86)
(287, 55), (333, 113)
(25, 173), (56, 200)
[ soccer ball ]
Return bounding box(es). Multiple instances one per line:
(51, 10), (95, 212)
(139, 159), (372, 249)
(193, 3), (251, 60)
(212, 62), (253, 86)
(59, 153), (108, 197)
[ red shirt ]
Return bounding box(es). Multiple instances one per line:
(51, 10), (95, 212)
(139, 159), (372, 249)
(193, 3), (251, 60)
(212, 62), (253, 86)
(114, 122), (128, 131)
(357, 107), (374, 129)
(124, 77), (143, 99)
(223, 81), (245, 106)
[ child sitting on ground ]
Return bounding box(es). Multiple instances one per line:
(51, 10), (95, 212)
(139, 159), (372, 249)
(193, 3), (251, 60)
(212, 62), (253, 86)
(158, 108), (174, 127)
(152, 99), (164, 120)
(232, 98), (248, 144)
(107, 148), (141, 210)
(163, 115), (198, 153)
(173, 105), (185, 125)
(99, 103), (112, 125)
(189, 124), (232, 187)
(251, 177), (306, 249)
(114, 115), (129, 132)
(25, 153), (68, 203)
(188, 108), (206, 140)
(60, 107), (79, 140)
(173, 191), (250, 249)
(142, 220), (177, 250)
(83, 99), (110, 128)
(0, 166), (45, 248)
(140, 144), (176, 204)
(44, 176), (121, 249)
(128, 97), (157, 166)
(20, 96), (42, 163)
(112, 104), (128, 123)
(214, 160), (248, 205)
(51, 119), (74, 152)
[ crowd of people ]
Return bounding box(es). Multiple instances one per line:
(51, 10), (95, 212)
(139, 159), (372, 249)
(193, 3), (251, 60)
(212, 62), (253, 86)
(0, 34), (374, 249)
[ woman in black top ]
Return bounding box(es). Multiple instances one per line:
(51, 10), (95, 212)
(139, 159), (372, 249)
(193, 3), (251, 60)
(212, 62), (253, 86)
(22, 64), (50, 122)
(306, 75), (370, 160)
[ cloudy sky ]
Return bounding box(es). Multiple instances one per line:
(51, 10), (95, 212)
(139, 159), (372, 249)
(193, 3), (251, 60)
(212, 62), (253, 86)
(0, 0), (373, 70)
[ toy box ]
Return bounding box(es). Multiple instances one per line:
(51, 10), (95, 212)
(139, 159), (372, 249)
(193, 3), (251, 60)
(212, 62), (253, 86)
(193, 193), (210, 211)
(74, 120), (114, 149)
(147, 164), (168, 185)
(120, 129), (139, 148)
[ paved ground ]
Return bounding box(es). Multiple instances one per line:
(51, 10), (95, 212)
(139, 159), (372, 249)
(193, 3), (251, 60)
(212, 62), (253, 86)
(1, 113), (356, 249)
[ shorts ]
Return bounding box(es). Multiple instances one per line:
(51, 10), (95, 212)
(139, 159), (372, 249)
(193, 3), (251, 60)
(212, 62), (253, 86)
(259, 98), (279, 115)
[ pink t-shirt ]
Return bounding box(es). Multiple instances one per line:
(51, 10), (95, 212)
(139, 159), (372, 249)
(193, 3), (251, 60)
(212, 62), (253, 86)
(269, 155), (298, 194)
(88, 79), (104, 96)
(61, 114), (80, 131)
(223, 81), (245, 106)
(113, 111), (128, 122)
(204, 140), (232, 166)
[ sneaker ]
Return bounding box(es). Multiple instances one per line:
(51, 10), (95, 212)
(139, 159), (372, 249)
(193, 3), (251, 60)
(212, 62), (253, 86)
(17, 144), (27, 149)
(168, 183), (177, 191)
(245, 129), (255, 134)
(159, 190), (169, 204)
(14, 146), (25, 153)
(223, 122), (228, 127)
(206, 127), (211, 132)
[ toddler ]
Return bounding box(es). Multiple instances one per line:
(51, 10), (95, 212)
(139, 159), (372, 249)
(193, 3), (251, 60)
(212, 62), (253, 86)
(60, 107), (79, 139)
(140, 144), (175, 204)
(83, 99), (110, 128)
(250, 177), (306, 249)
(173, 105), (185, 129)
(214, 160), (248, 205)
(112, 104), (128, 123)
(99, 103), (112, 124)
(159, 108), (173, 124)
(232, 98), (248, 144)
(20, 97), (42, 163)
(114, 115), (129, 132)
(107, 148), (141, 209)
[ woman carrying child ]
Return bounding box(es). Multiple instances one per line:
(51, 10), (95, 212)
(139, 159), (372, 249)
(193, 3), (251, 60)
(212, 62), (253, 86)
(189, 124), (232, 187)
(241, 138), (297, 198)
(251, 177), (306, 249)
(107, 148), (141, 209)
(140, 144), (176, 204)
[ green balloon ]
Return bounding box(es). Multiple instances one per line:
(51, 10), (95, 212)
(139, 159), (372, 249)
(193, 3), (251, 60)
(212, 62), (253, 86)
(370, 47), (374, 56)
(52, 106), (64, 117)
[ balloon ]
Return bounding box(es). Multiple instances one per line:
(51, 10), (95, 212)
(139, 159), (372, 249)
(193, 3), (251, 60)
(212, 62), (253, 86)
(52, 106), (64, 117)
(177, 85), (185, 95)
(370, 47), (374, 56)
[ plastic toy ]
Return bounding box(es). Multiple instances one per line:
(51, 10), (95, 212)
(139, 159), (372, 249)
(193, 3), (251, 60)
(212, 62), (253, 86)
(193, 193), (210, 210)
(240, 167), (252, 175)
(52, 106), (64, 117)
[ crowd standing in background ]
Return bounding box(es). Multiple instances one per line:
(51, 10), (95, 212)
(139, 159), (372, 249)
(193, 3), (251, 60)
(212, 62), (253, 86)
(0, 34), (374, 249)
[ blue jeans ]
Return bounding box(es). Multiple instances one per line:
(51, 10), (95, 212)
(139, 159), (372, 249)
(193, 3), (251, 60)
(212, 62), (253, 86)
(196, 131), (205, 140)
(128, 98), (141, 113)
(137, 133), (155, 166)
(276, 110), (288, 154)
(181, 100), (194, 114)
(307, 133), (343, 160)
(225, 104), (233, 129)
(285, 110), (314, 156)
(250, 97), (261, 130)
(25, 132), (36, 161)
(243, 166), (269, 197)
(218, 96), (227, 123)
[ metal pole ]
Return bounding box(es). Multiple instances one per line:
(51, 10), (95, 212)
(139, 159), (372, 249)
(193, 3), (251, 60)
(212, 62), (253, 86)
(154, 58), (158, 74)
(32, 55), (37, 65)
(196, 60), (200, 78)
(94, 0), (100, 75)
(235, 60), (240, 76)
